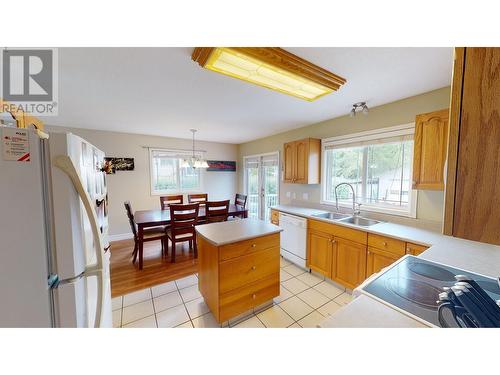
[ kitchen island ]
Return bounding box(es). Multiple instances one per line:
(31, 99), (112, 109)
(195, 219), (282, 324)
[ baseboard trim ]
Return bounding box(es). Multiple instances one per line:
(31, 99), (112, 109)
(109, 232), (133, 242)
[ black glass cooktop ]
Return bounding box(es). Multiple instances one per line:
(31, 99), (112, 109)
(361, 256), (500, 327)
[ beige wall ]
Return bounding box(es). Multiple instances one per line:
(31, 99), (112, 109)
(237, 87), (451, 224)
(46, 126), (239, 237)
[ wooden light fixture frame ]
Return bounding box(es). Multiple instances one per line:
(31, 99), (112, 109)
(192, 47), (346, 92)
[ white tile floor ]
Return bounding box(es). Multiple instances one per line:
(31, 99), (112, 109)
(112, 257), (353, 328)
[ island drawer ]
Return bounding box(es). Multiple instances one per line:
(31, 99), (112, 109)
(219, 246), (280, 294)
(368, 233), (406, 255)
(219, 273), (279, 322)
(219, 233), (280, 261)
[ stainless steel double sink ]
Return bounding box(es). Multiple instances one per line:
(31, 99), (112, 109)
(311, 212), (383, 227)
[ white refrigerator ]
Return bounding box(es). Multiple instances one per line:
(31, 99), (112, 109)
(0, 126), (112, 327)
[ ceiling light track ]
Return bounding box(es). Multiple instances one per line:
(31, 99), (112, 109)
(350, 101), (369, 117)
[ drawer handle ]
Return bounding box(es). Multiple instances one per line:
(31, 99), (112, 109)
(251, 266), (256, 270)
(252, 294), (256, 299)
(251, 244), (256, 248)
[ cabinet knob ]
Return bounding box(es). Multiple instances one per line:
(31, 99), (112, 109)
(367, 250), (371, 255)
(251, 244), (256, 248)
(252, 294), (256, 299)
(251, 265), (256, 270)
(382, 242), (387, 246)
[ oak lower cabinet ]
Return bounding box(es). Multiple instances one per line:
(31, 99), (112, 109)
(405, 242), (428, 256)
(366, 246), (401, 278)
(307, 230), (333, 277)
(307, 219), (368, 289)
(332, 238), (367, 289)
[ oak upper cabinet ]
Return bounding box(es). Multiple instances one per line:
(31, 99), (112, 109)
(412, 108), (450, 190)
(332, 237), (367, 289)
(444, 48), (500, 245)
(307, 230), (333, 277)
(283, 142), (296, 183)
(283, 138), (321, 184)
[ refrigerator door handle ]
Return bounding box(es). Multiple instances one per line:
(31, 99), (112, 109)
(53, 155), (106, 328)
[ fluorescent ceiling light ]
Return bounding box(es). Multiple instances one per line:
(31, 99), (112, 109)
(192, 48), (346, 101)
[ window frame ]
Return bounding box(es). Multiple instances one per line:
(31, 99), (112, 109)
(320, 123), (418, 218)
(149, 148), (204, 196)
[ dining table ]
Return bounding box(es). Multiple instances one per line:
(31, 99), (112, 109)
(133, 204), (248, 269)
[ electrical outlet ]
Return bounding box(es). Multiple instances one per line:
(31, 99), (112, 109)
(302, 193), (309, 200)
(286, 191), (291, 198)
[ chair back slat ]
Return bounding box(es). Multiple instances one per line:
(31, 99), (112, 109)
(124, 201), (138, 237)
(188, 193), (208, 206)
(235, 193), (247, 208)
(169, 203), (199, 236)
(206, 200), (230, 223)
(160, 195), (184, 210)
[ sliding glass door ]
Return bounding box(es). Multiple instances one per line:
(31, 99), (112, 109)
(244, 152), (279, 221)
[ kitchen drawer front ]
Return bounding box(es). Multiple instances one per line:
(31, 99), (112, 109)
(219, 233), (280, 261)
(367, 233), (406, 255)
(308, 219), (367, 245)
(406, 242), (428, 256)
(219, 274), (279, 322)
(219, 247), (280, 294)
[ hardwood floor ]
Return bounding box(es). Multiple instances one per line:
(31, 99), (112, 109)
(109, 238), (198, 297)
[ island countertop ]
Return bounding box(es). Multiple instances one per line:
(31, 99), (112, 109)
(195, 218), (282, 246)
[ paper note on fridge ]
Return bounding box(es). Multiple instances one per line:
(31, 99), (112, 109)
(2, 127), (31, 162)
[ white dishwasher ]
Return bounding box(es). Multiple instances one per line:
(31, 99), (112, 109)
(279, 212), (308, 268)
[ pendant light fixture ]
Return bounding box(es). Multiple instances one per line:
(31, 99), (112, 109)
(349, 102), (369, 117)
(182, 129), (209, 169)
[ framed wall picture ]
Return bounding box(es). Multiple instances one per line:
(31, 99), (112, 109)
(206, 160), (236, 172)
(103, 157), (135, 174)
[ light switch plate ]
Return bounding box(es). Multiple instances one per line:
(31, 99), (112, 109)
(302, 193), (309, 200)
(286, 191), (291, 198)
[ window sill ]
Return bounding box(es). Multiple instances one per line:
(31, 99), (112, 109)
(151, 189), (203, 196)
(320, 199), (416, 219)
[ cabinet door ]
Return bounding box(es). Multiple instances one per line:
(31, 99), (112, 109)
(307, 230), (333, 278)
(332, 237), (367, 289)
(294, 139), (309, 183)
(366, 247), (401, 278)
(283, 142), (296, 183)
(412, 109), (449, 190)
(405, 242), (428, 256)
(450, 48), (500, 245)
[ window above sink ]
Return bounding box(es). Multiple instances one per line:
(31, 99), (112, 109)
(320, 124), (418, 218)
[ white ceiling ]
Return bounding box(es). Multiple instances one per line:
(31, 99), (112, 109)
(48, 47), (453, 144)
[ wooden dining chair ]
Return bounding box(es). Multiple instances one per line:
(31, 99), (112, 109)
(159, 194), (184, 210)
(188, 193), (208, 207)
(124, 201), (167, 266)
(235, 193), (247, 208)
(166, 203), (200, 263)
(206, 200), (230, 223)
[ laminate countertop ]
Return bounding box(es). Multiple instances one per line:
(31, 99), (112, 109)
(195, 218), (282, 247)
(271, 204), (500, 327)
